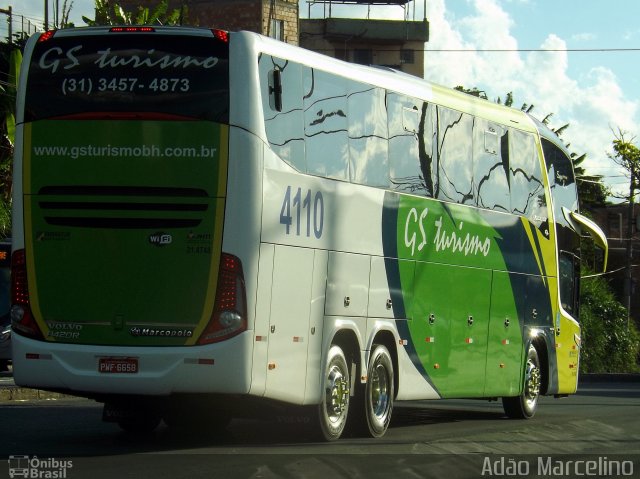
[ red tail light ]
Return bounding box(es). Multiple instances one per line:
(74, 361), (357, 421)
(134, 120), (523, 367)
(109, 26), (155, 33)
(38, 30), (57, 42)
(11, 250), (44, 340)
(197, 253), (247, 345)
(211, 29), (229, 43)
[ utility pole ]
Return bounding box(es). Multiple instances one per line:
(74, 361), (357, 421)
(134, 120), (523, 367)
(624, 164), (638, 328)
(44, 0), (49, 31)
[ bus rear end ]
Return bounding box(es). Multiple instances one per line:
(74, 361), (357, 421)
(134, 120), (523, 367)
(11, 27), (251, 410)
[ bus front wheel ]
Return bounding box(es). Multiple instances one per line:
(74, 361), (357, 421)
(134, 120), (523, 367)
(502, 344), (542, 419)
(316, 345), (351, 441)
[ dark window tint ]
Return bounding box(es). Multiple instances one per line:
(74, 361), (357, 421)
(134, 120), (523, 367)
(509, 130), (547, 227)
(303, 68), (349, 180)
(388, 93), (437, 197)
(436, 107), (474, 204)
(347, 83), (388, 187)
(26, 33), (229, 122)
(559, 252), (579, 316)
(542, 138), (578, 229)
(473, 120), (510, 212)
(259, 55), (305, 171)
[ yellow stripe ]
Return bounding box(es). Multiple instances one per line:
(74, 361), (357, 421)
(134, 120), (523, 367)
(23, 124), (32, 193)
(218, 124), (229, 196)
(522, 219), (545, 281)
(22, 125), (50, 339)
(186, 125), (229, 345)
(186, 200), (226, 345)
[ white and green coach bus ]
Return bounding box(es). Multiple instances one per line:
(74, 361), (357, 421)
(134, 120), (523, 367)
(11, 26), (607, 440)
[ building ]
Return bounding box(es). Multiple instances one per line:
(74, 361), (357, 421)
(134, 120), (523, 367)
(591, 203), (640, 322)
(299, 1), (429, 77)
(117, 0), (300, 45)
(116, 1), (429, 76)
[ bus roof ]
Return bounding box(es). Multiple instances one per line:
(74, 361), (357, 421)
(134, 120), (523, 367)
(32, 26), (538, 135)
(241, 30), (538, 134)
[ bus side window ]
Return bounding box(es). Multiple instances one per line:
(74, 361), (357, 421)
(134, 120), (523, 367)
(473, 120), (510, 212)
(436, 106), (474, 204)
(303, 68), (349, 181)
(347, 82), (389, 188)
(509, 129), (548, 228)
(542, 138), (578, 229)
(388, 94), (437, 197)
(259, 55), (306, 172)
(559, 251), (579, 316)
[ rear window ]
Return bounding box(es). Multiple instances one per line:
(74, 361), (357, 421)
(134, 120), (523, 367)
(25, 32), (229, 122)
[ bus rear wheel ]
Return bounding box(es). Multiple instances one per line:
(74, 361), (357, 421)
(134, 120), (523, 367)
(502, 344), (542, 419)
(316, 345), (350, 441)
(363, 344), (394, 438)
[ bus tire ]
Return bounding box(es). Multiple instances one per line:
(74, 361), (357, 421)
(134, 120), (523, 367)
(364, 344), (394, 438)
(316, 345), (350, 441)
(502, 344), (542, 419)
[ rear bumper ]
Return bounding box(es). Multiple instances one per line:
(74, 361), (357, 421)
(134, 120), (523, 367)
(11, 331), (253, 396)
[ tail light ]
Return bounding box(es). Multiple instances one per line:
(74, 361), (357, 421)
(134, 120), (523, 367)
(11, 249), (44, 340)
(109, 26), (155, 33)
(197, 253), (247, 345)
(37, 30), (57, 42)
(211, 29), (229, 43)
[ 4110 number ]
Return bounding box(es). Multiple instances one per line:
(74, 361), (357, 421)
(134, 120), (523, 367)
(280, 186), (324, 239)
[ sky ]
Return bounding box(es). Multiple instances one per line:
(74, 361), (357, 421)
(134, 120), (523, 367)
(7, 0), (640, 199)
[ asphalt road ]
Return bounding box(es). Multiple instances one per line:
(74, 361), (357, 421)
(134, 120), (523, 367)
(0, 379), (639, 479)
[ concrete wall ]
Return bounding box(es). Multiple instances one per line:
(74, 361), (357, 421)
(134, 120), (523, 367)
(117, 0), (299, 45)
(299, 18), (427, 77)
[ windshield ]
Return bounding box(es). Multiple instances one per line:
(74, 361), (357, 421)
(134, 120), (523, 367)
(25, 32), (229, 122)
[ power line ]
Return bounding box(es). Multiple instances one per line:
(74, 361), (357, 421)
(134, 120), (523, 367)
(303, 42), (640, 54)
(10, 9), (44, 24)
(425, 47), (640, 53)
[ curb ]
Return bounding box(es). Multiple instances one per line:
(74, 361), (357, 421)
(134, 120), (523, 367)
(0, 386), (78, 402)
(0, 369), (79, 402)
(579, 373), (640, 383)
(0, 373), (638, 403)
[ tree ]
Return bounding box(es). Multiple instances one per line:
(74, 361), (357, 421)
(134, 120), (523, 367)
(52, 0), (76, 29)
(572, 152), (609, 213)
(0, 44), (22, 238)
(580, 267), (640, 372)
(83, 0), (185, 26)
(454, 86), (487, 100)
(608, 129), (640, 325)
(609, 129), (640, 204)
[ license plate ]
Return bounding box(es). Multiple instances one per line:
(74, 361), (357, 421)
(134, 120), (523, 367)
(98, 357), (139, 374)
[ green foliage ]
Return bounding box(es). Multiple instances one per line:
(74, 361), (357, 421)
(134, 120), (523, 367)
(580, 270), (640, 373)
(571, 151), (608, 213)
(454, 86), (487, 100)
(608, 129), (640, 203)
(84, 0), (185, 26)
(0, 46), (21, 239)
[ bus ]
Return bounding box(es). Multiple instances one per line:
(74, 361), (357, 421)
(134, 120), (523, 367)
(12, 26), (608, 440)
